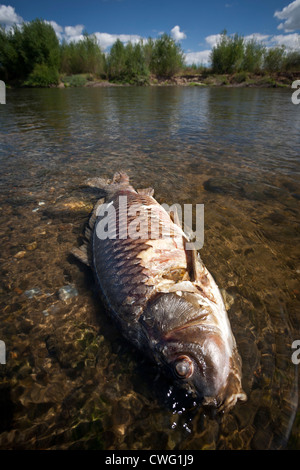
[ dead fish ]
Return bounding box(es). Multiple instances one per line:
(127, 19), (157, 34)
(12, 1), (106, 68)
(72, 172), (246, 412)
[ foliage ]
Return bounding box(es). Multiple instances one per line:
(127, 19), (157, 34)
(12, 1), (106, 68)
(62, 74), (88, 87)
(21, 19), (60, 73)
(1, 18), (300, 87)
(242, 39), (265, 73)
(106, 34), (184, 83)
(23, 63), (59, 87)
(0, 19), (60, 84)
(106, 39), (150, 84)
(263, 46), (286, 72)
(210, 30), (244, 74)
(232, 70), (249, 83)
(60, 34), (105, 76)
(106, 39), (127, 81)
(149, 33), (185, 78)
(210, 30), (299, 75)
(124, 41), (149, 84)
(284, 50), (300, 71)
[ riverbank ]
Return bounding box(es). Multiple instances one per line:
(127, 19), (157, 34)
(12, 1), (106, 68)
(53, 71), (299, 89)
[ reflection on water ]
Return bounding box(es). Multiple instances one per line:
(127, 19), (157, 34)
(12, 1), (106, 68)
(0, 86), (299, 449)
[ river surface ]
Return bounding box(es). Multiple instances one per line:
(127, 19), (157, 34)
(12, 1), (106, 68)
(0, 86), (299, 450)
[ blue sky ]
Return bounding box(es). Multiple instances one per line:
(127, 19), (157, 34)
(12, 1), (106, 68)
(0, 0), (299, 64)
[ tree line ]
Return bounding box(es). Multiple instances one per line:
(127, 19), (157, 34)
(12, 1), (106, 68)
(0, 20), (299, 87)
(0, 19), (184, 86)
(210, 30), (300, 74)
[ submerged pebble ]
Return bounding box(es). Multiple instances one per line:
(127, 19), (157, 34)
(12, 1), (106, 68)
(26, 241), (37, 251)
(14, 250), (26, 259)
(58, 285), (79, 301)
(42, 303), (60, 316)
(24, 288), (42, 299)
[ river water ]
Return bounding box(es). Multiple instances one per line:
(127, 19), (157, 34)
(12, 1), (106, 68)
(0, 86), (299, 450)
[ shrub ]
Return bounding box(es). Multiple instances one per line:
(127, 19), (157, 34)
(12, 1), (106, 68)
(0, 19), (60, 83)
(150, 34), (185, 78)
(233, 71), (249, 83)
(106, 39), (127, 81)
(210, 31), (244, 74)
(242, 39), (265, 73)
(263, 46), (286, 72)
(62, 74), (87, 87)
(60, 35), (105, 76)
(23, 63), (59, 87)
(284, 50), (300, 72)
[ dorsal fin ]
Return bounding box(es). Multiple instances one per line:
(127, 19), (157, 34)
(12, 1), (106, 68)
(137, 187), (154, 197)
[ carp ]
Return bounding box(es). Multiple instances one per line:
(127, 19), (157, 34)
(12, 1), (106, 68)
(72, 172), (246, 412)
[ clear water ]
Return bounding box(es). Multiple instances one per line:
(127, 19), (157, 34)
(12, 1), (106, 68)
(0, 86), (299, 449)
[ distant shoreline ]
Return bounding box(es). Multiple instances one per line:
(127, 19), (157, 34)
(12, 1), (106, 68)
(5, 71), (299, 90)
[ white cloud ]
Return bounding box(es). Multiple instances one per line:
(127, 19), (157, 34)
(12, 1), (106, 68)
(63, 24), (85, 42)
(244, 33), (270, 43)
(64, 24), (85, 37)
(171, 25), (186, 41)
(0, 4), (23, 26)
(271, 33), (300, 50)
(185, 50), (211, 66)
(94, 32), (142, 50)
(205, 34), (222, 48)
(274, 0), (300, 32)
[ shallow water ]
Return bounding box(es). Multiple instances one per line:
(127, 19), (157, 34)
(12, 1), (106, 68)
(0, 86), (299, 450)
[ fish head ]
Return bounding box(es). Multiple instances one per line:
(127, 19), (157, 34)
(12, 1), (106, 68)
(141, 293), (246, 412)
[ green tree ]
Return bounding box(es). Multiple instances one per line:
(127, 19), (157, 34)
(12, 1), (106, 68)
(242, 39), (265, 73)
(0, 25), (26, 81)
(21, 19), (60, 75)
(263, 45), (286, 72)
(210, 30), (244, 74)
(24, 63), (59, 87)
(150, 34), (184, 78)
(143, 37), (155, 71)
(0, 19), (60, 84)
(124, 41), (149, 84)
(106, 39), (127, 81)
(284, 50), (300, 71)
(60, 34), (105, 76)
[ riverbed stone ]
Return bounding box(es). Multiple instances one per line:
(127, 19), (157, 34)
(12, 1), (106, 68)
(58, 285), (79, 302)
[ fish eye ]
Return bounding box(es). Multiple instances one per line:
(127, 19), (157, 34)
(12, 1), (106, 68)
(174, 355), (194, 379)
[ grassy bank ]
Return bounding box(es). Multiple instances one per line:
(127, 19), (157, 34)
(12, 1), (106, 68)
(55, 71), (298, 89)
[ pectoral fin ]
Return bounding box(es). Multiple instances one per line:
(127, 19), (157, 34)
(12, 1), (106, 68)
(71, 244), (91, 267)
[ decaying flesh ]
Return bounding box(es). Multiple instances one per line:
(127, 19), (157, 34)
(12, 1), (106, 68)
(72, 172), (247, 412)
